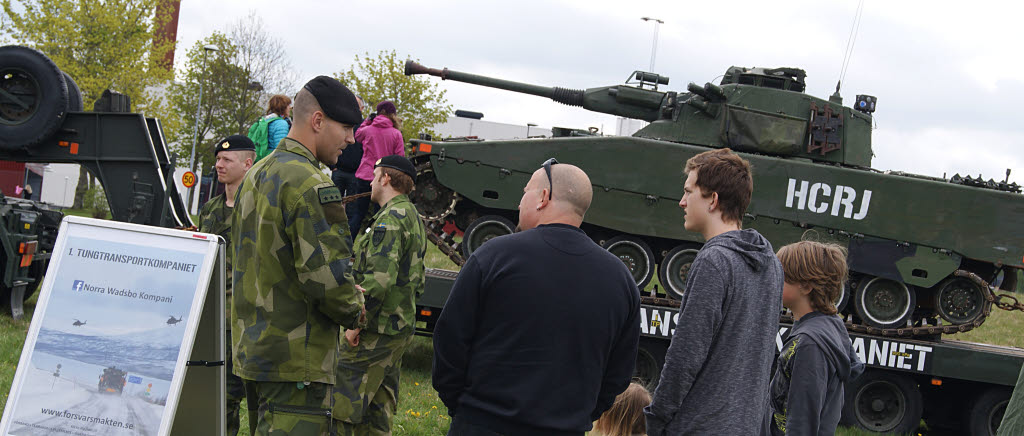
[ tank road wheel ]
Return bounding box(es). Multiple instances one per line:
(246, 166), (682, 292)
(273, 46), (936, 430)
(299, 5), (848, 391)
(410, 163), (457, 222)
(843, 371), (923, 434)
(461, 215), (514, 258)
(854, 277), (916, 329)
(658, 245), (700, 299)
(835, 281), (851, 314)
(0, 45), (69, 149)
(968, 387), (1011, 436)
(934, 276), (987, 325)
(603, 236), (655, 289)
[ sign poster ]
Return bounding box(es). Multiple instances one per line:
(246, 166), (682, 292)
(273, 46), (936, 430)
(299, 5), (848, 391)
(0, 217), (219, 436)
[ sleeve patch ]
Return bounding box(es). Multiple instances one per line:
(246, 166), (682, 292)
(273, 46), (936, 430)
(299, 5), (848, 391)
(318, 186), (343, 204)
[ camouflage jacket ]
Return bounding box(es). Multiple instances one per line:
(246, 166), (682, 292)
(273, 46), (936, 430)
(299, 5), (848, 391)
(231, 137), (365, 384)
(198, 193), (233, 293)
(352, 194), (426, 336)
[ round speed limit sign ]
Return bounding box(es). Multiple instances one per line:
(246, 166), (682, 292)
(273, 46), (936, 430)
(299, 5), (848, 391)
(182, 171), (197, 188)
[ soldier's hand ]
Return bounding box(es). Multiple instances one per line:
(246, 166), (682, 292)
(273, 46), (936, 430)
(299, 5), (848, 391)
(355, 284), (366, 293)
(345, 328), (361, 347)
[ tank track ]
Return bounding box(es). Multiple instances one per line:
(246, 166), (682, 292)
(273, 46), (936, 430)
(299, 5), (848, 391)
(409, 162), (1024, 339)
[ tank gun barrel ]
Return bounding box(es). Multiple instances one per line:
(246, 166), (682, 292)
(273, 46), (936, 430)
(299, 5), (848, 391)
(405, 60), (665, 122)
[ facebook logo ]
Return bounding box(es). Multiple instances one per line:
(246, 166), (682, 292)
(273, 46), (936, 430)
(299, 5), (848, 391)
(72, 280), (84, 292)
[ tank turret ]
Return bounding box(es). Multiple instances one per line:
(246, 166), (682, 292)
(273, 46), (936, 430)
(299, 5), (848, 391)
(405, 61), (873, 167)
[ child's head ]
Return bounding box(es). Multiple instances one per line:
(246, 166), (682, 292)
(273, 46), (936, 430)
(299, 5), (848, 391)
(593, 382), (651, 436)
(776, 241), (848, 315)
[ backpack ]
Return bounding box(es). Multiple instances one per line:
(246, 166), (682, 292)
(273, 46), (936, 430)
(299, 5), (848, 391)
(247, 115), (283, 162)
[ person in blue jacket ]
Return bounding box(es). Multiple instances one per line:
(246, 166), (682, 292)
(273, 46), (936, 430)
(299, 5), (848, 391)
(263, 94), (292, 152)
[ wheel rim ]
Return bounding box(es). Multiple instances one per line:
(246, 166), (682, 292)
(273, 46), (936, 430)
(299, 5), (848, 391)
(634, 347), (659, 388)
(663, 248), (698, 298)
(989, 399), (1009, 435)
(936, 276), (985, 324)
(410, 165), (456, 221)
(854, 380), (907, 432)
(608, 240), (651, 284)
(0, 68), (41, 126)
(465, 220), (511, 253)
(859, 278), (912, 325)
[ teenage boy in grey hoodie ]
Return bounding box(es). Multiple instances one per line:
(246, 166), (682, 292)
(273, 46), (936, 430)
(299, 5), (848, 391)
(644, 149), (784, 435)
(764, 241), (865, 436)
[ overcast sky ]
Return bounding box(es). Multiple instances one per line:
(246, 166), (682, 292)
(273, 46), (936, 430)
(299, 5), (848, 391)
(175, 0), (1024, 183)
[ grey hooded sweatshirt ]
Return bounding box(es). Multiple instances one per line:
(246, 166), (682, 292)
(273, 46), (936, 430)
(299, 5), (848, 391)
(644, 229), (784, 435)
(764, 311), (865, 436)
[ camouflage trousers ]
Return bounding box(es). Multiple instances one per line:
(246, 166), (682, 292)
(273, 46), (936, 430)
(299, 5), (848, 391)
(332, 331), (414, 435)
(226, 329), (245, 436)
(243, 380), (335, 436)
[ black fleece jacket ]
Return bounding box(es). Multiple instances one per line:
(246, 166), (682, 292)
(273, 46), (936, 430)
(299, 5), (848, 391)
(432, 224), (640, 435)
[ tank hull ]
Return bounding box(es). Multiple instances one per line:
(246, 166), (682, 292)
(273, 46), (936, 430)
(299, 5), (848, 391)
(414, 135), (1024, 291)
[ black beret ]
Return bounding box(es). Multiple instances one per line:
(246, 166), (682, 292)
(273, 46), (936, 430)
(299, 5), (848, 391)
(375, 155), (417, 183)
(302, 76), (362, 125)
(214, 135), (256, 155)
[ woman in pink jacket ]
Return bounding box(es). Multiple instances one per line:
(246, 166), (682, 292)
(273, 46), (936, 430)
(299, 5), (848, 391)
(350, 100), (405, 233)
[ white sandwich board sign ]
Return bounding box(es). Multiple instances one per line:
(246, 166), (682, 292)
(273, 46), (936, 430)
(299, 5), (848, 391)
(0, 216), (225, 436)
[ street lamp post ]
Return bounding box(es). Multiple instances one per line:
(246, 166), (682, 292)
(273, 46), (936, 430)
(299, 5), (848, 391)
(186, 44), (219, 212)
(641, 17), (664, 72)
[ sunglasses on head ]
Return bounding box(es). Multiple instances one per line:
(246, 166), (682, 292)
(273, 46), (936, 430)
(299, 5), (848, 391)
(542, 158), (559, 200)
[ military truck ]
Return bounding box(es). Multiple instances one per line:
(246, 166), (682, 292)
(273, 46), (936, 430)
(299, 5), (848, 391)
(97, 366), (127, 395)
(0, 195), (62, 319)
(0, 45), (195, 318)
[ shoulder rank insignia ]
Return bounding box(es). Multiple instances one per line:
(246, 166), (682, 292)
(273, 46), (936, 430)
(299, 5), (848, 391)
(372, 223), (387, 245)
(318, 186), (342, 204)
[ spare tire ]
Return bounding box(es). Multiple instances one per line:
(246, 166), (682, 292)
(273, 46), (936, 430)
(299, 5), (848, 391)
(0, 45), (69, 149)
(63, 71), (83, 112)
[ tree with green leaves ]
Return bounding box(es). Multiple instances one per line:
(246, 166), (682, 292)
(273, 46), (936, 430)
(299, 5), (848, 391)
(168, 14), (295, 183)
(336, 50), (452, 153)
(1, 0), (177, 208)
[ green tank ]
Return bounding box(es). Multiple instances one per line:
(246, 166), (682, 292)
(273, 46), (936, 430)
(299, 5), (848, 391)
(404, 60), (1024, 338)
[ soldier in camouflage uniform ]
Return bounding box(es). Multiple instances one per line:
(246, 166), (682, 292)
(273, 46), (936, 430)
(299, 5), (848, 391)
(333, 155), (426, 435)
(197, 134), (255, 436)
(231, 76), (366, 436)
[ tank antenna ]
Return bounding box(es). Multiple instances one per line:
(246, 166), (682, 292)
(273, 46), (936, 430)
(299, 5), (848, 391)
(836, 0), (865, 93)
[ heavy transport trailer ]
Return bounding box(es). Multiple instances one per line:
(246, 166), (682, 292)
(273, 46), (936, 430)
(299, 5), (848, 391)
(413, 268), (1024, 436)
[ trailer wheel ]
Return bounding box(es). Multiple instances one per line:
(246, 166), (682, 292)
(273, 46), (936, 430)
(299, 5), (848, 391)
(968, 387), (1011, 436)
(854, 277), (916, 329)
(0, 45), (69, 149)
(635, 338), (666, 389)
(658, 245), (699, 299)
(603, 235), (655, 289)
(843, 371), (923, 434)
(461, 215), (514, 258)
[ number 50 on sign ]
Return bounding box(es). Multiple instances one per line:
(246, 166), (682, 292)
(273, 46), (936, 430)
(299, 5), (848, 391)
(182, 171), (197, 188)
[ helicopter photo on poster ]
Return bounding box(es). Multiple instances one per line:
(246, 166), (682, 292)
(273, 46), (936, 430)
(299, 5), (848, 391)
(0, 218), (218, 436)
